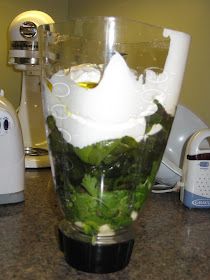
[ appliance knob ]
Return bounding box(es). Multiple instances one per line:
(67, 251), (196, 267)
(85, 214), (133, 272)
(20, 21), (37, 39)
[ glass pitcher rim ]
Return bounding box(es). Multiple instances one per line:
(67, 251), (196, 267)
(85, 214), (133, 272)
(38, 15), (190, 37)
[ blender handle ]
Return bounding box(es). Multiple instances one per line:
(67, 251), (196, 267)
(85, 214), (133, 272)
(162, 29), (191, 115)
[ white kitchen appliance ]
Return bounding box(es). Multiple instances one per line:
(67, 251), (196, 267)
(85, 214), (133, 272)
(156, 104), (208, 187)
(180, 128), (210, 208)
(8, 10), (54, 168)
(0, 89), (24, 204)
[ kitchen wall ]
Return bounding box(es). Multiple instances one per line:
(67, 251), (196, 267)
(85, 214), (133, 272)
(2, 0), (210, 126)
(69, 0), (210, 126)
(0, 0), (69, 109)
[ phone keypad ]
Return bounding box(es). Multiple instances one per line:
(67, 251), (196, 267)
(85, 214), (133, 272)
(194, 162), (210, 198)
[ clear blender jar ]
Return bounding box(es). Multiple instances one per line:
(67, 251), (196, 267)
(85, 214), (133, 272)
(39, 17), (190, 273)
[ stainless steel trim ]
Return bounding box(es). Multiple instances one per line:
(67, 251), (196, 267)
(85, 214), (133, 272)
(10, 57), (39, 65)
(25, 147), (48, 156)
(10, 41), (38, 51)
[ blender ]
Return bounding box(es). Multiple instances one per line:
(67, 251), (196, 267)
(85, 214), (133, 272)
(39, 17), (190, 273)
(8, 10), (54, 168)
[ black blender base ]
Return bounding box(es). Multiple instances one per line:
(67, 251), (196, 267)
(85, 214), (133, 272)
(58, 228), (134, 274)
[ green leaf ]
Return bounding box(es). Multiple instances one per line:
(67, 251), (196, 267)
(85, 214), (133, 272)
(73, 136), (139, 167)
(145, 99), (173, 134)
(81, 174), (98, 196)
(73, 139), (121, 166)
(47, 110), (173, 236)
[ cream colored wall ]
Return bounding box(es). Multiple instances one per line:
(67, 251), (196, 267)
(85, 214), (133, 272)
(69, 0), (210, 126)
(0, 0), (69, 109)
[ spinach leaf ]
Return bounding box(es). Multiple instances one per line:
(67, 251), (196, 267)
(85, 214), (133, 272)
(46, 101), (173, 236)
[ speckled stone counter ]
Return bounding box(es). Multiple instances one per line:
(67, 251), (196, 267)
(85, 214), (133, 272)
(1, 169), (210, 280)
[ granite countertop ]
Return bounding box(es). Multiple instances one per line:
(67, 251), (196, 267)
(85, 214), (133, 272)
(1, 169), (210, 280)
